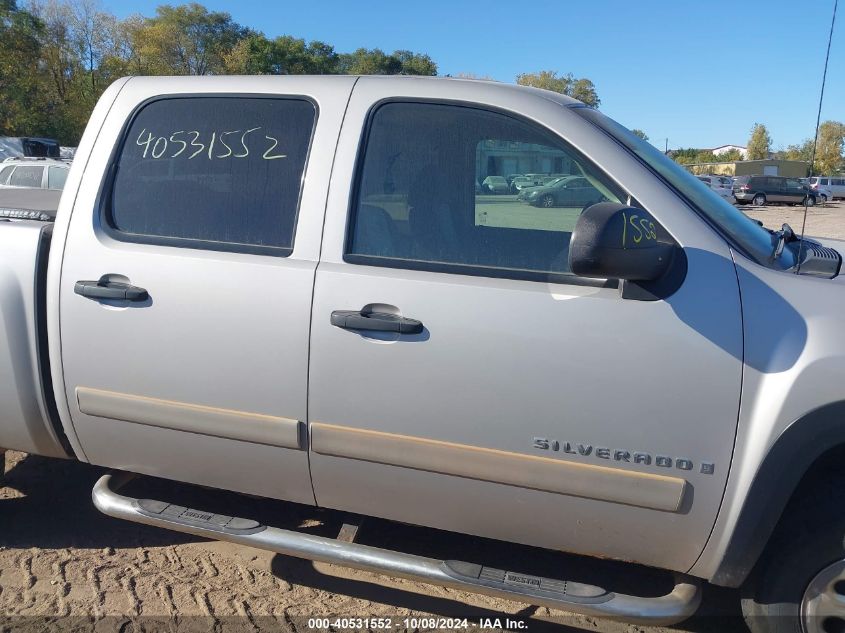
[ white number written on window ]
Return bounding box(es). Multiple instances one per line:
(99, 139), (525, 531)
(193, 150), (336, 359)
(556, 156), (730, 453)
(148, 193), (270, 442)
(134, 127), (287, 161)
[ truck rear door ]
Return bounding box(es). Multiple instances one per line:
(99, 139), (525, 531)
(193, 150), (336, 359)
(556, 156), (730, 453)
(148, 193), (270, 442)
(53, 77), (355, 503)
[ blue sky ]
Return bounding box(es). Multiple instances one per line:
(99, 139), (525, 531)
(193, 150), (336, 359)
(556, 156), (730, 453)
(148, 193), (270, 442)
(102, 0), (843, 151)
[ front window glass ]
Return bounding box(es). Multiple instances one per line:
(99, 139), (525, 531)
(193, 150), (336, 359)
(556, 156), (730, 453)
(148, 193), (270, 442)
(347, 102), (623, 281)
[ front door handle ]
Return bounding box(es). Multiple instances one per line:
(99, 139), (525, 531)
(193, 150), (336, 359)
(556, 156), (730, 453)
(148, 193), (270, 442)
(75, 280), (148, 302)
(331, 310), (423, 334)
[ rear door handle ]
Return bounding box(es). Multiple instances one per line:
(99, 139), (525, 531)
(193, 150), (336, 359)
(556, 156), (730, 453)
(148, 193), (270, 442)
(75, 280), (148, 302)
(331, 310), (423, 334)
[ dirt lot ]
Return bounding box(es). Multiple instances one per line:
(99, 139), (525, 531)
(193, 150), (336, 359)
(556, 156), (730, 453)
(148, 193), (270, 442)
(743, 199), (844, 240)
(4, 201), (837, 633)
(1, 451), (745, 633)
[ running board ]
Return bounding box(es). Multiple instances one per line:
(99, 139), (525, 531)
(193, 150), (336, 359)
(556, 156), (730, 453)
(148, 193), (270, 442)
(91, 474), (701, 625)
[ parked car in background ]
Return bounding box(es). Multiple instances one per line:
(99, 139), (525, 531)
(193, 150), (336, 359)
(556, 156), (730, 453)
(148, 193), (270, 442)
(808, 176), (845, 200)
(509, 176), (535, 193)
(733, 175), (818, 206)
(801, 178), (833, 203)
(521, 175), (607, 207)
(0, 158), (71, 191)
(505, 173), (524, 185)
(0, 136), (61, 161)
(696, 175), (734, 201)
(481, 175), (510, 194)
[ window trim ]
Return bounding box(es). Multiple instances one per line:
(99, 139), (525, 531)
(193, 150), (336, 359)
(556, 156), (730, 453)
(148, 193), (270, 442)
(343, 98), (627, 288)
(100, 93), (319, 258)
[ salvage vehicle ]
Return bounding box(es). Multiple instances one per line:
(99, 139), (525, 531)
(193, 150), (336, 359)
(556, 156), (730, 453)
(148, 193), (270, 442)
(0, 158), (71, 191)
(2, 75), (845, 633)
(733, 175), (819, 207)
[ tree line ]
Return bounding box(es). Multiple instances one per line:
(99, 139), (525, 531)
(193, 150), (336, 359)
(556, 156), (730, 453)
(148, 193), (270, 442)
(672, 121), (844, 175)
(1, 0), (603, 147)
(0, 0), (441, 144)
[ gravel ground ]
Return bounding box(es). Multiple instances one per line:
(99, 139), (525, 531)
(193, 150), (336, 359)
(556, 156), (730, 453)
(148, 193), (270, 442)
(0, 451), (745, 633)
(742, 200), (845, 239)
(4, 201), (838, 633)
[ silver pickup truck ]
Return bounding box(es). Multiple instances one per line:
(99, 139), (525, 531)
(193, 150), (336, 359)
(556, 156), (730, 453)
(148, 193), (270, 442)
(3, 75), (845, 632)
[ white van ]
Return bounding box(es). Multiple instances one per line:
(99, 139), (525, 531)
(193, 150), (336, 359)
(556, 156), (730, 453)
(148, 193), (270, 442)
(809, 176), (845, 199)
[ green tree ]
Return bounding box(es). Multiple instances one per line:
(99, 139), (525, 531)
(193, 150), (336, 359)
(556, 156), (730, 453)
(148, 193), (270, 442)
(747, 123), (772, 160)
(670, 148), (700, 165)
(515, 70), (600, 108)
(393, 49), (436, 75)
(27, 0), (130, 141)
(224, 34), (340, 75)
(631, 129), (648, 141)
(715, 148), (744, 162)
(336, 48), (435, 75)
(815, 120), (845, 175)
(305, 40), (339, 74)
(2, 1), (441, 144)
(130, 3), (249, 75)
(0, 0), (45, 136)
(782, 139), (814, 163)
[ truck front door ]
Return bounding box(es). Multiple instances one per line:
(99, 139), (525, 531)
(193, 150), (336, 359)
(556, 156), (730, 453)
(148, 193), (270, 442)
(55, 77), (354, 503)
(308, 79), (743, 572)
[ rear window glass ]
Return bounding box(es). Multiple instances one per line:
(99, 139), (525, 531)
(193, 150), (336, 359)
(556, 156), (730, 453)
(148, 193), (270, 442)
(9, 166), (43, 187)
(109, 97), (316, 255)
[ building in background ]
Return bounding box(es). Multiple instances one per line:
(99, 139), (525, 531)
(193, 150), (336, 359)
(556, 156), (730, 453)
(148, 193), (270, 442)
(709, 144), (748, 159)
(684, 158), (809, 178)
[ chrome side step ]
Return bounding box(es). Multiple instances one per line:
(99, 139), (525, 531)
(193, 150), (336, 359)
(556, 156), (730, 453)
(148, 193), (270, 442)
(92, 474), (701, 625)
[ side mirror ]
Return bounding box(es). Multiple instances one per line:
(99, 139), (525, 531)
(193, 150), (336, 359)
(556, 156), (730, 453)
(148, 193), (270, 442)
(568, 202), (677, 282)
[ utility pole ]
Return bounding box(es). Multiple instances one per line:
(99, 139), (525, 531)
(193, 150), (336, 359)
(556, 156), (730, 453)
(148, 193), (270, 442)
(665, 138), (669, 153)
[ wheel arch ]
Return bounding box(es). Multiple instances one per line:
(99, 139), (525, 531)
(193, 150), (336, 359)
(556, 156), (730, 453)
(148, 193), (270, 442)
(710, 400), (845, 587)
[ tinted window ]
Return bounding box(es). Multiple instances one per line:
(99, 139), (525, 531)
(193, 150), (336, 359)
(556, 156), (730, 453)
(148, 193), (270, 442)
(47, 166), (68, 190)
(0, 165), (13, 184)
(109, 97), (316, 254)
(347, 102), (622, 281)
(9, 166), (43, 187)
(834, 179), (845, 186)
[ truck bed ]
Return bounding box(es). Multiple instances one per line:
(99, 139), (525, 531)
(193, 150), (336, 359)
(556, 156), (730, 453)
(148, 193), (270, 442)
(0, 219), (68, 458)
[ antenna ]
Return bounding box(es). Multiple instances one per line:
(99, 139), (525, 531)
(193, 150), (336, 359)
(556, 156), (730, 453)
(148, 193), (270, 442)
(797, 0), (838, 273)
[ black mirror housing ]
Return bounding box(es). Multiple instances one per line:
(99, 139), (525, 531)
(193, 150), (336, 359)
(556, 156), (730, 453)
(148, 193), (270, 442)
(569, 202), (676, 282)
